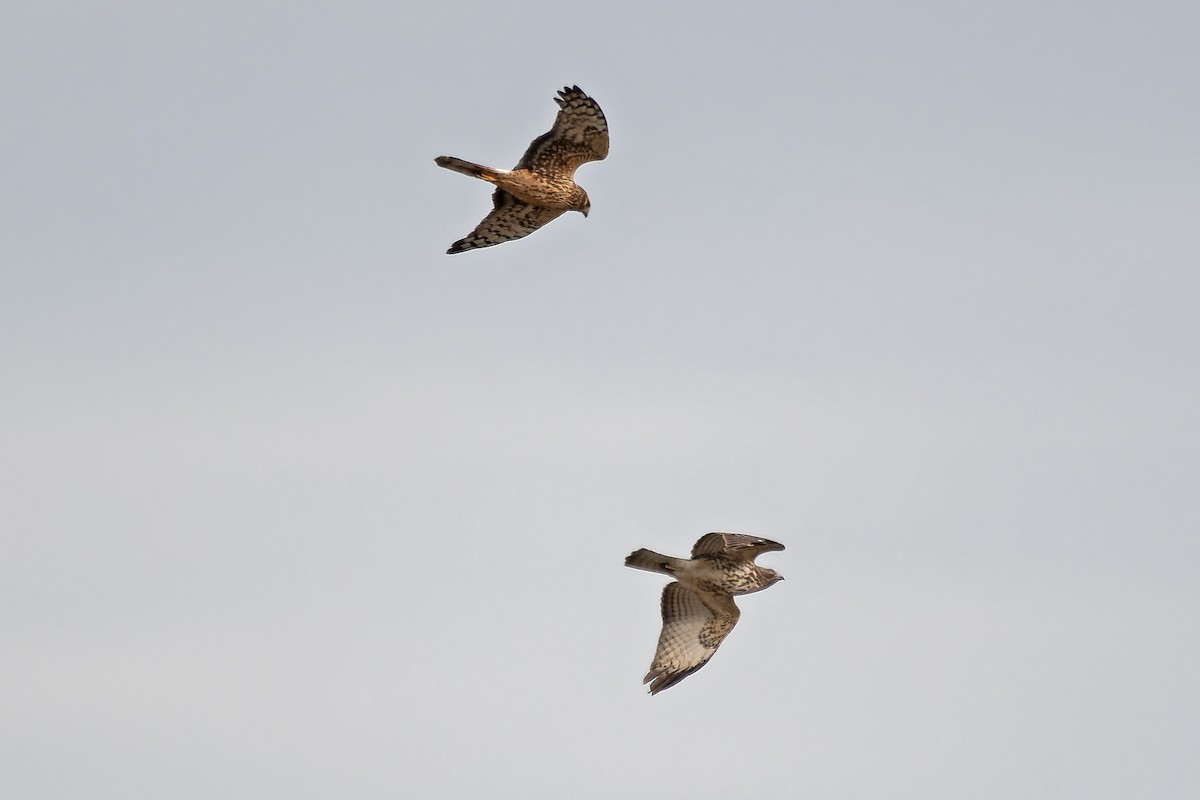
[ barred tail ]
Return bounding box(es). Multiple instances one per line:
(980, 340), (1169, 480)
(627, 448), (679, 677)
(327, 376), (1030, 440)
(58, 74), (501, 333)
(435, 155), (503, 182)
(625, 549), (682, 575)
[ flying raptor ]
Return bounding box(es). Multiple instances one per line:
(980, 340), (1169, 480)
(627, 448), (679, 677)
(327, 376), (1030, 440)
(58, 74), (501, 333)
(625, 532), (785, 695)
(435, 85), (609, 254)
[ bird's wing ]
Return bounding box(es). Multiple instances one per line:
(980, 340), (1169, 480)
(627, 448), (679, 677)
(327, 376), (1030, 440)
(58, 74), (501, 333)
(514, 86), (609, 178)
(643, 582), (740, 695)
(691, 532), (786, 561)
(446, 189), (564, 254)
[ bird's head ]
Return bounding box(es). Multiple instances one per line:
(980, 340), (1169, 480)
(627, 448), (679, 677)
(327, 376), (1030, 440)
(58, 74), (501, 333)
(761, 568), (784, 587)
(574, 189), (591, 217)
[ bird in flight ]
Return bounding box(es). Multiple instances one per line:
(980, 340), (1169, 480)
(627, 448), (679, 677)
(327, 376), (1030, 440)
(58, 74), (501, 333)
(625, 532), (785, 694)
(435, 85), (609, 254)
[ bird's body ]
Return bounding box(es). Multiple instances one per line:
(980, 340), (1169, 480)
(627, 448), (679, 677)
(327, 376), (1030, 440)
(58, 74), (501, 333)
(435, 86), (609, 254)
(434, 157), (587, 213)
(625, 548), (780, 596)
(625, 532), (785, 694)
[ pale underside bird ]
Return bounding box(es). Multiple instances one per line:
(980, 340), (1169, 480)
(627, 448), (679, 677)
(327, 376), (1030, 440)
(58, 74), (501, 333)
(435, 85), (609, 254)
(625, 532), (785, 695)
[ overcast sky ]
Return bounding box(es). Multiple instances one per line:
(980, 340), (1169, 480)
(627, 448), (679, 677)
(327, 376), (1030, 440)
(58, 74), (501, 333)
(3, 2), (1198, 798)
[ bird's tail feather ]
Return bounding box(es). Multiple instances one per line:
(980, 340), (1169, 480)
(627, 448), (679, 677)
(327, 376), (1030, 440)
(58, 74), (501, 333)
(625, 549), (684, 574)
(435, 155), (503, 182)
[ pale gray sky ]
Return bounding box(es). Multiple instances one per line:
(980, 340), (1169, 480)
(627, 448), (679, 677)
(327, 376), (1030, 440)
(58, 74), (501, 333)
(3, 2), (1198, 797)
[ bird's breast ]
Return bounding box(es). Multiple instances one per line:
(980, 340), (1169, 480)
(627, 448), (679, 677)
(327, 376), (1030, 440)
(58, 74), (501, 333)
(495, 172), (580, 212)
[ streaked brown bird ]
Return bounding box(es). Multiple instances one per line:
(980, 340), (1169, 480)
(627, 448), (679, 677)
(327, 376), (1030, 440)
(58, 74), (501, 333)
(625, 532), (785, 695)
(435, 85), (609, 254)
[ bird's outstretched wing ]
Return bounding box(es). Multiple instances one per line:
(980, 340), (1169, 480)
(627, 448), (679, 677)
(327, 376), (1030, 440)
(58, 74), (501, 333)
(446, 189), (564, 254)
(643, 582), (740, 695)
(691, 532), (786, 561)
(515, 86), (609, 177)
